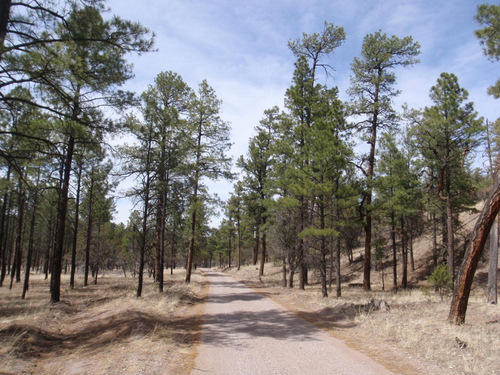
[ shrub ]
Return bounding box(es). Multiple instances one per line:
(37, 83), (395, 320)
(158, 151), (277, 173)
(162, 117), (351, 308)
(427, 264), (453, 301)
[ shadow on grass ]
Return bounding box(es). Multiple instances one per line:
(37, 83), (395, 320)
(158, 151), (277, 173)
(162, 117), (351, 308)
(0, 275), (207, 361)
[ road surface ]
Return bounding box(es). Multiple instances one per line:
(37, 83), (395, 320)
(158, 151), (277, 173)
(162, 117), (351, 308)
(191, 269), (396, 375)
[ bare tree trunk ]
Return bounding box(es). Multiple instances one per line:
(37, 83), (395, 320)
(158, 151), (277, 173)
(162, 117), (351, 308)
(391, 213), (398, 291)
(298, 199), (306, 290)
(363, 90), (379, 292)
(320, 237), (328, 298)
(70, 162), (82, 289)
(237, 213), (241, 271)
(22, 187), (39, 299)
(11, 177), (25, 288)
(253, 226), (259, 265)
(446, 196), (455, 280)
(84, 169), (94, 287)
(488, 218), (498, 304)
(0, 166), (11, 287)
(449, 177), (500, 324)
(486, 130), (498, 305)
(156, 192), (165, 292)
(409, 220), (415, 272)
(288, 254), (295, 289)
(259, 226), (266, 277)
(185, 170), (199, 283)
(432, 212), (438, 267)
(137, 187), (150, 297)
(0, 0), (12, 53)
(282, 256), (287, 288)
(401, 217), (408, 289)
(51, 134), (75, 302)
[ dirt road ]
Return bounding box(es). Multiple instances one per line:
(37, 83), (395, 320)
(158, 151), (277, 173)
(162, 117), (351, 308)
(192, 269), (396, 375)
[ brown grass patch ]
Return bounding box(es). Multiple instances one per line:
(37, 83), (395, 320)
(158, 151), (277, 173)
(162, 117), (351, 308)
(0, 269), (207, 375)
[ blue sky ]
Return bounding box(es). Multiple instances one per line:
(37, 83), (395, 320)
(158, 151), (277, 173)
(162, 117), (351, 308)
(106, 0), (499, 225)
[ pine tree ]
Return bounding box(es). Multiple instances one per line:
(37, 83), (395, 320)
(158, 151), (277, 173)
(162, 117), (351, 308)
(348, 30), (420, 290)
(185, 80), (232, 283)
(409, 72), (483, 280)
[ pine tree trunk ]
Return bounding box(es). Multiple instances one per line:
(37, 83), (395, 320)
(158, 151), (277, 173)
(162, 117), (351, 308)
(449, 177), (500, 324)
(0, 166), (11, 287)
(22, 188), (39, 299)
(156, 192), (165, 292)
(409, 221), (415, 272)
(0, 0), (11, 52)
(401, 217), (408, 289)
(237, 214), (241, 271)
(446, 196), (455, 280)
(363, 213), (372, 290)
(288, 253), (295, 289)
(298, 199), (306, 290)
(84, 171), (94, 287)
(137, 190), (150, 297)
(259, 227), (266, 277)
(70, 163), (82, 289)
(487, 218), (498, 304)
(185, 172), (199, 283)
(11, 178), (24, 287)
(51, 134), (75, 302)
(282, 256), (287, 288)
(432, 212), (438, 267)
(253, 226), (259, 265)
(391, 213), (398, 291)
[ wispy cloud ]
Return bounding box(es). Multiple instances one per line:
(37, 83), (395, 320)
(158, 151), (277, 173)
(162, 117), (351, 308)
(107, 0), (499, 225)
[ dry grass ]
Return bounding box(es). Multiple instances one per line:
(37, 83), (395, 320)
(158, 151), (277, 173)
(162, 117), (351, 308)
(0, 269), (206, 375)
(1, 251), (498, 374)
(227, 263), (500, 375)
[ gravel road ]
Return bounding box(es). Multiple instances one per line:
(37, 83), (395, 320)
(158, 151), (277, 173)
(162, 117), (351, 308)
(191, 269), (396, 375)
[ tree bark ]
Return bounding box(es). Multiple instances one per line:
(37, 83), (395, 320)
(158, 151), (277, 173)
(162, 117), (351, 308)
(282, 256), (287, 288)
(156, 191), (165, 292)
(446, 195), (455, 280)
(70, 162), (82, 289)
(50, 134), (75, 302)
(0, 166), (11, 286)
(432, 211), (438, 267)
(391, 213), (398, 291)
(487, 218), (498, 304)
(185, 159), (200, 283)
(84, 169), (94, 287)
(137, 175), (151, 297)
(259, 225), (266, 277)
(0, 0), (11, 55)
(23, 188), (39, 299)
(448, 177), (500, 324)
(11, 178), (24, 286)
(253, 225), (259, 265)
(401, 217), (408, 289)
(237, 213), (241, 271)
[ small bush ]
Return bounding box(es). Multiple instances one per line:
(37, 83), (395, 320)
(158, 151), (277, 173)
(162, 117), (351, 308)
(427, 264), (453, 301)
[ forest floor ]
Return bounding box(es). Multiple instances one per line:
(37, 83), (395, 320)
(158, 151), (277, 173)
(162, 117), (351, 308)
(0, 260), (499, 374)
(0, 270), (207, 375)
